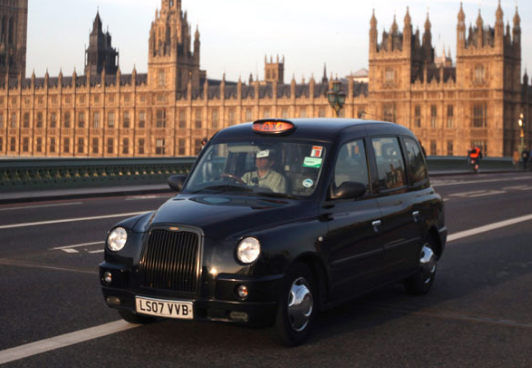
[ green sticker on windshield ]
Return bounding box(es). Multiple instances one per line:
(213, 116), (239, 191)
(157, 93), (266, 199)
(303, 157), (322, 168)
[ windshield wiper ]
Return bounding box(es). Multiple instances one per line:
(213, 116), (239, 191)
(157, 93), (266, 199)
(191, 185), (253, 194)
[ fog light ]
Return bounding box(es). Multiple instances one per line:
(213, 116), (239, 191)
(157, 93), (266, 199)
(237, 285), (249, 300)
(229, 311), (249, 322)
(106, 296), (121, 305)
(103, 271), (113, 284)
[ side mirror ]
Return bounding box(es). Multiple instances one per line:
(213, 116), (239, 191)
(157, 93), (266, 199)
(168, 175), (187, 192)
(331, 182), (367, 200)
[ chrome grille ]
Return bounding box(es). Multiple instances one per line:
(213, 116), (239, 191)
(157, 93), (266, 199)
(139, 230), (199, 293)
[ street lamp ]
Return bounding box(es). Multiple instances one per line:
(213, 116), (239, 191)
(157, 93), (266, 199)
(327, 80), (346, 117)
(518, 113), (524, 153)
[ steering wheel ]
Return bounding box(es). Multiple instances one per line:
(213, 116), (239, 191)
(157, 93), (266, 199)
(220, 173), (246, 185)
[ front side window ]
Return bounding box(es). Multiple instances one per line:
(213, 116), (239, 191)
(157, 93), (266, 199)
(404, 137), (428, 185)
(185, 140), (328, 198)
(371, 137), (406, 191)
(333, 140), (369, 190)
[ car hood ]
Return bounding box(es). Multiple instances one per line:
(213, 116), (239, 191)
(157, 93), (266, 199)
(140, 194), (316, 239)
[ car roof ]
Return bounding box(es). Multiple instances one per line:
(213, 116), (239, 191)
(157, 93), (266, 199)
(213, 118), (416, 143)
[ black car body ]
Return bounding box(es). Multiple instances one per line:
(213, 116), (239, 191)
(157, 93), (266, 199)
(100, 118), (447, 346)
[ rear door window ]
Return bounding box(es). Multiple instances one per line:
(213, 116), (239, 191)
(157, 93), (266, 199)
(334, 140), (369, 190)
(371, 137), (407, 191)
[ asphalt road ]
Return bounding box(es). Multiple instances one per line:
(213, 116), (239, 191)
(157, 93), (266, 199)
(1, 173), (532, 367)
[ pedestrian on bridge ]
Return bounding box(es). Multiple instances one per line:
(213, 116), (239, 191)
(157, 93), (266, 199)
(513, 149), (520, 168)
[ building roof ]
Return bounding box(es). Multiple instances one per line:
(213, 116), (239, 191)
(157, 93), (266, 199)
(185, 81), (368, 101)
(352, 68), (369, 78)
(6, 73), (148, 89)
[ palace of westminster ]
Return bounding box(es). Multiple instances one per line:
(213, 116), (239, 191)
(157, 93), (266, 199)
(0, 0), (531, 158)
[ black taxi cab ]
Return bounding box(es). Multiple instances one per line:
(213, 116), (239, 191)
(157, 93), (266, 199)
(100, 118), (447, 346)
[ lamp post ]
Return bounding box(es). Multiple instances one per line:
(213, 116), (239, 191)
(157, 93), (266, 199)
(327, 80), (346, 117)
(518, 113), (524, 153)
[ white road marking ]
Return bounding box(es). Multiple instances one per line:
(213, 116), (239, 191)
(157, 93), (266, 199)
(448, 213), (532, 243)
(468, 190), (506, 198)
(503, 185), (532, 191)
(0, 202), (83, 211)
(51, 241), (105, 254)
(51, 241), (104, 250)
(0, 212), (147, 230)
(433, 176), (532, 187)
(0, 320), (139, 365)
(450, 190), (487, 197)
(449, 190), (506, 198)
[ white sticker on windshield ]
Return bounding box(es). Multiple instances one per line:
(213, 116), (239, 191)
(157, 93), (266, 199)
(302, 179), (314, 188)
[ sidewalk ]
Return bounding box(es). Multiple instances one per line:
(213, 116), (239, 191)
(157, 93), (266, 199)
(0, 169), (520, 205)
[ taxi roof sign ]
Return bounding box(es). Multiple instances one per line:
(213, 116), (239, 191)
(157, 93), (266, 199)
(252, 119), (296, 135)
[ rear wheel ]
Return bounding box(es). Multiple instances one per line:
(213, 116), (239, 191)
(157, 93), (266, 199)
(118, 309), (157, 324)
(404, 238), (437, 295)
(269, 263), (317, 347)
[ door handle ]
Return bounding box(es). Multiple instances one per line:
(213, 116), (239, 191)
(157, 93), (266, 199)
(412, 211), (420, 223)
(372, 220), (382, 233)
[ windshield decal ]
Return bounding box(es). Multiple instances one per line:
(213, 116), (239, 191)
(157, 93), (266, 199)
(302, 179), (314, 188)
(310, 146), (323, 158)
(303, 157), (322, 168)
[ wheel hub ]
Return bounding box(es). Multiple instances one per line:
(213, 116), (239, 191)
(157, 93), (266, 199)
(287, 277), (313, 332)
(420, 244), (436, 284)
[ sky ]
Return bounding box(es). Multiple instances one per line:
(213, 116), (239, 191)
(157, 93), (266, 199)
(27, 0), (532, 83)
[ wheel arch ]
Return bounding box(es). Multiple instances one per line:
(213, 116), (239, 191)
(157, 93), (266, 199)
(292, 252), (330, 310)
(428, 226), (443, 260)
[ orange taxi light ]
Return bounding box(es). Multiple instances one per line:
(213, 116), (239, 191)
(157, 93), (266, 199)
(252, 119), (296, 135)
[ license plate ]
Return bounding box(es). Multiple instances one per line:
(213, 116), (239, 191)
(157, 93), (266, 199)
(135, 297), (193, 320)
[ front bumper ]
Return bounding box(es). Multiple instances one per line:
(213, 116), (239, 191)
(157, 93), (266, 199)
(100, 263), (283, 327)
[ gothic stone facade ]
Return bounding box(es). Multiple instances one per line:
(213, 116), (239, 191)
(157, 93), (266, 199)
(0, 0), (530, 158)
(0, 0), (28, 80)
(367, 4), (530, 157)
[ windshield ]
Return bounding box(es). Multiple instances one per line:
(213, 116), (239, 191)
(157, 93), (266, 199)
(183, 139), (328, 198)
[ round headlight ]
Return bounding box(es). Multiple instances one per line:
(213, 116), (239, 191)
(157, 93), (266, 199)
(236, 237), (261, 264)
(107, 227), (128, 252)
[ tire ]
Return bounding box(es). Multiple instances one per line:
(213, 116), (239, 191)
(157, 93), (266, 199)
(268, 263), (317, 347)
(404, 237), (438, 295)
(118, 309), (158, 324)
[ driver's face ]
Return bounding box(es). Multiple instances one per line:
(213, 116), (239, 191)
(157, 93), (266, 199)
(256, 157), (273, 170)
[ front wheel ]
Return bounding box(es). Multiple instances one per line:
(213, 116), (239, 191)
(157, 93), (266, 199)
(269, 263), (317, 347)
(404, 238), (437, 295)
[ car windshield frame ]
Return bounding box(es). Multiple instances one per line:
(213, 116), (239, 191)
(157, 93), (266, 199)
(182, 138), (330, 199)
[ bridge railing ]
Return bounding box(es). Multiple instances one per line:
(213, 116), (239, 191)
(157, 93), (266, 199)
(0, 157), (196, 193)
(0, 156), (517, 193)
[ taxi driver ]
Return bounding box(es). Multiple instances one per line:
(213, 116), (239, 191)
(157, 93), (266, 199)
(242, 149), (286, 193)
